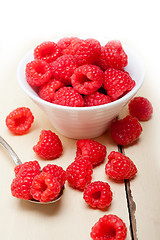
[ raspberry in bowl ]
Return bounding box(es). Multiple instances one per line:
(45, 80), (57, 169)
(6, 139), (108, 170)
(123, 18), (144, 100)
(17, 36), (145, 139)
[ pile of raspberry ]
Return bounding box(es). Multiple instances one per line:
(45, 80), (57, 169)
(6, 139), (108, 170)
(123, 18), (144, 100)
(25, 37), (136, 107)
(6, 92), (153, 239)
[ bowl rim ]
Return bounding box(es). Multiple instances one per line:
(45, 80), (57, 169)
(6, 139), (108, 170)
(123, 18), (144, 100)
(17, 42), (145, 111)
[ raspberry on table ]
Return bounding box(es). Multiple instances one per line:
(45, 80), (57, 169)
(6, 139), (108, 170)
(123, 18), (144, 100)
(90, 214), (127, 240)
(57, 37), (80, 54)
(50, 55), (77, 85)
(42, 164), (66, 186)
(53, 87), (85, 107)
(11, 161), (41, 200)
(66, 157), (93, 190)
(63, 38), (101, 66)
(76, 139), (106, 167)
(84, 91), (111, 107)
(105, 151), (137, 180)
(6, 107), (34, 135)
(111, 115), (143, 146)
(25, 59), (52, 87)
(96, 40), (128, 71)
(83, 181), (113, 209)
(38, 79), (64, 103)
(34, 41), (62, 63)
(33, 130), (63, 159)
(30, 172), (61, 202)
(71, 65), (104, 95)
(104, 68), (135, 100)
(128, 96), (153, 121)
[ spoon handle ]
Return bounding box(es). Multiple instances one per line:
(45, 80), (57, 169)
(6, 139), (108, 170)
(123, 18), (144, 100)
(0, 136), (22, 166)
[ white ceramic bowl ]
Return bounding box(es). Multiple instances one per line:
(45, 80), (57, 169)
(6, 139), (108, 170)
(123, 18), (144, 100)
(17, 41), (145, 139)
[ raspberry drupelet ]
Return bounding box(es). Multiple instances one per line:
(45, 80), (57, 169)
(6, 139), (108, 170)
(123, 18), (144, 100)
(105, 151), (137, 180)
(90, 214), (127, 240)
(84, 91), (111, 107)
(83, 181), (113, 209)
(6, 107), (34, 135)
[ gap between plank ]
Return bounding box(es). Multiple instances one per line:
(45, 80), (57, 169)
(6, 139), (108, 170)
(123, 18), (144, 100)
(118, 145), (138, 240)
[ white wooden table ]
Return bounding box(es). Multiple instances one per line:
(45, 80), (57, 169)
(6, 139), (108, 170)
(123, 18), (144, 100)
(0, 1), (160, 239)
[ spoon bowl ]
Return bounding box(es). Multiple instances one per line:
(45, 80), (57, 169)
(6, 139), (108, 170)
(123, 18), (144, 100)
(0, 136), (64, 204)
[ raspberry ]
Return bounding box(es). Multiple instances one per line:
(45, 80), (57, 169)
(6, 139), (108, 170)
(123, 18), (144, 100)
(71, 65), (104, 95)
(6, 107), (34, 135)
(105, 151), (137, 180)
(76, 139), (106, 166)
(30, 172), (61, 202)
(84, 91), (111, 107)
(33, 130), (63, 159)
(34, 41), (62, 63)
(90, 214), (127, 240)
(25, 59), (52, 87)
(50, 55), (77, 85)
(11, 161), (41, 200)
(111, 115), (143, 146)
(63, 38), (101, 66)
(83, 181), (113, 209)
(53, 87), (84, 107)
(38, 79), (63, 102)
(128, 96), (153, 121)
(66, 157), (93, 190)
(96, 40), (128, 71)
(104, 68), (135, 100)
(57, 37), (80, 54)
(42, 164), (66, 186)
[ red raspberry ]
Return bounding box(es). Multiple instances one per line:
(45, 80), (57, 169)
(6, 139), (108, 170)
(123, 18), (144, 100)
(105, 151), (137, 180)
(33, 130), (63, 159)
(53, 87), (84, 107)
(34, 41), (62, 63)
(26, 59), (52, 87)
(63, 38), (101, 66)
(66, 157), (93, 190)
(84, 91), (111, 107)
(111, 115), (143, 146)
(71, 65), (104, 95)
(42, 164), (66, 186)
(57, 37), (80, 54)
(96, 40), (128, 71)
(50, 55), (77, 85)
(14, 160), (41, 177)
(76, 139), (106, 166)
(128, 96), (153, 121)
(38, 79), (63, 102)
(30, 172), (61, 202)
(6, 107), (34, 135)
(83, 181), (113, 209)
(104, 68), (135, 100)
(90, 214), (127, 240)
(11, 161), (41, 200)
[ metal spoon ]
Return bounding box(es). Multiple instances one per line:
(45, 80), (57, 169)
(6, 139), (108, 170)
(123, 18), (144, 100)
(0, 136), (64, 204)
